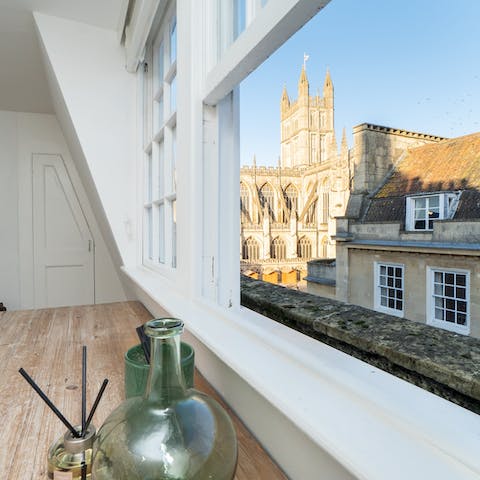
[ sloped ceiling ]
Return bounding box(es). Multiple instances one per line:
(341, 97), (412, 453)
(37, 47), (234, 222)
(0, 0), (127, 113)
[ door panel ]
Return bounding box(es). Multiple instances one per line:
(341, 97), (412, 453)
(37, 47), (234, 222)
(33, 154), (94, 308)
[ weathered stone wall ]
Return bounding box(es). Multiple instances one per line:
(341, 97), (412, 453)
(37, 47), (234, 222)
(351, 124), (445, 195)
(346, 248), (480, 337)
(241, 275), (480, 413)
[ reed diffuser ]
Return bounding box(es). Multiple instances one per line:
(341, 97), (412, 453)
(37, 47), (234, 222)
(19, 346), (108, 480)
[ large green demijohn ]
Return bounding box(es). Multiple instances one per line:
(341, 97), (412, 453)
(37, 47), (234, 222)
(92, 318), (238, 479)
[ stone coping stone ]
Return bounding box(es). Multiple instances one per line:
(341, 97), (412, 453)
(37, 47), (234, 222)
(241, 275), (480, 413)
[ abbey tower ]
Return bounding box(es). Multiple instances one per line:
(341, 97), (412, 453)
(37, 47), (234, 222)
(240, 65), (351, 286)
(280, 67), (336, 168)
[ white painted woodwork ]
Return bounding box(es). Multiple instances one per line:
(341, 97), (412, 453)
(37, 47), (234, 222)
(32, 154), (94, 307)
(35, 13), (137, 267)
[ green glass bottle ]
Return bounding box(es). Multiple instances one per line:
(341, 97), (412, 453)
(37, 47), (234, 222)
(92, 318), (237, 479)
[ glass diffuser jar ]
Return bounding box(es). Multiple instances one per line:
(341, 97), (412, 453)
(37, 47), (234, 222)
(92, 318), (237, 480)
(47, 424), (95, 479)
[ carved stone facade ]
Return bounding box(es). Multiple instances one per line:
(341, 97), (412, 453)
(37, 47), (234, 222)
(240, 67), (350, 284)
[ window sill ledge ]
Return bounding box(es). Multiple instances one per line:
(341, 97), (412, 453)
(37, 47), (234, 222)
(121, 265), (480, 480)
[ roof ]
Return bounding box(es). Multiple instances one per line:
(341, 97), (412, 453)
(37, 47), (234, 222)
(376, 131), (480, 198)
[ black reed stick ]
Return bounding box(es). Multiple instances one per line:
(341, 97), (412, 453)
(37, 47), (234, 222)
(19, 367), (79, 438)
(81, 346), (87, 436)
(81, 461), (87, 480)
(82, 378), (108, 437)
(136, 325), (151, 363)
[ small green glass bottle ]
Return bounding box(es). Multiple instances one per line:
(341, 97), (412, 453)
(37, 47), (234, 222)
(47, 425), (95, 479)
(92, 318), (238, 479)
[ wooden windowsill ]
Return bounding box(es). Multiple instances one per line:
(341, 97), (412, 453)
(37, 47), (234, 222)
(0, 301), (286, 479)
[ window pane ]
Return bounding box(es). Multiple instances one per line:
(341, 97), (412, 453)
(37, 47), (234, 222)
(171, 126), (177, 192)
(415, 198), (426, 208)
(170, 18), (177, 64)
(146, 154), (152, 202)
(414, 208), (425, 219)
(170, 75), (177, 114)
(445, 273), (455, 284)
(158, 141), (164, 197)
(456, 287), (466, 299)
(414, 220), (426, 229)
(457, 301), (467, 313)
(234, 0), (246, 39)
(457, 274), (466, 286)
(146, 207), (153, 260)
(158, 95), (164, 128)
(434, 297), (444, 308)
(428, 196), (439, 207)
(445, 285), (454, 297)
(172, 199), (177, 268)
(457, 313), (467, 325)
(159, 204), (165, 263)
(434, 271), (443, 282)
(445, 310), (455, 322)
(434, 283), (443, 295)
(158, 43), (164, 80)
(446, 298), (455, 310)
(435, 308), (444, 320)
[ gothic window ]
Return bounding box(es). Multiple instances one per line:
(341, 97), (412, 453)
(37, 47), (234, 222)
(297, 237), (312, 259)
(321, 191), (329, 223)
(270, 237), (286, 260)
(310, 133), (317, 163)
(259, 183), (275, 221)
(321, 236), (328, 258)
(242, 237), (259, 260)
(240, 182), (250, 223)
(305, 200), (317, 225)
(284, 184), (298, 222)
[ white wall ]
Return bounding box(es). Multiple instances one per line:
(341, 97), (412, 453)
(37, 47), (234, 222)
(34, 13), (138, 268)
(0, 112), (20, 309)
(0, 110), (127, 310)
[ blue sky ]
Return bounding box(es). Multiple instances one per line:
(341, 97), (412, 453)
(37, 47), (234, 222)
(240, 0), (480, 166)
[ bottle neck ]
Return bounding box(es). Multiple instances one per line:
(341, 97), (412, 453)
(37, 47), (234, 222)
(144, 333), (187, 405)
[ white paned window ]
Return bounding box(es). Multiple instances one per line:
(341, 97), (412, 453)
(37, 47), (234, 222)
(427, 267), (470, 334)
(143, 2), (177, 269)
(374, 263), (404, 317)
(405, 193), (459, 231)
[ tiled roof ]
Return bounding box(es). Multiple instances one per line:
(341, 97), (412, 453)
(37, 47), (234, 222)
(376, 131), (480, 198)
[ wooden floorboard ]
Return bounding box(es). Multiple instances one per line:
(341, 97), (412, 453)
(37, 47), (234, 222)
(0, 301), (287, 479)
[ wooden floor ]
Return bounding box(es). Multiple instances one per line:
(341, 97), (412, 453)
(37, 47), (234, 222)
(0, 301), (287, 479)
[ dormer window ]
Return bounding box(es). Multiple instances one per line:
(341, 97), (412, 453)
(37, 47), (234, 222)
(405, 193), (459, 231)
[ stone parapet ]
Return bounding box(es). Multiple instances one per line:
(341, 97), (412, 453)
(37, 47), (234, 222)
(241, 275), (480, 413)
(352, 123), (447, 142)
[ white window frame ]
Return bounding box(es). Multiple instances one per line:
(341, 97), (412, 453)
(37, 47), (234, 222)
(374, 262), (404, 318)
(142, 1), (178, 274)
(405, 192), (458, 231)
(426, 266), (470, 335)
(126, 3), (480, 479)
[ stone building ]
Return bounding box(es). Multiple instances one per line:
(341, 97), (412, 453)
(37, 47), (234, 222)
(240, 66), (350, 284)
(334, 125), (480, 337)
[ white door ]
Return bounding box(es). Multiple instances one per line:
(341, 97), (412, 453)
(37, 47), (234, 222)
(32, 154), (94, 308)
